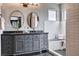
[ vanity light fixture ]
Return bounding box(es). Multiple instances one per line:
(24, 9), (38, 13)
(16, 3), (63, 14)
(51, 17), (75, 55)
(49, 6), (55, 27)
(22, 3), (39, 7)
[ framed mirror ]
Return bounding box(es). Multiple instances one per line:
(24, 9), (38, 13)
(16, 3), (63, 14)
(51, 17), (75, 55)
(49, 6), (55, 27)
(27, 12), (39, 30)
(10, 10), (24, 29)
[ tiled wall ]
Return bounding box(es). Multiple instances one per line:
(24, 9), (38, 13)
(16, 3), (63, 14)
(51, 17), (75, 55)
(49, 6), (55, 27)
(66, 4), (79, 56)
(44, 21), (60, 40)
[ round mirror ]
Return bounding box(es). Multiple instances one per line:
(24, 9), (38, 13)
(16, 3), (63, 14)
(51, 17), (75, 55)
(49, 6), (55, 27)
(10, 10), (24, 29)
(27, 12), (39, 30)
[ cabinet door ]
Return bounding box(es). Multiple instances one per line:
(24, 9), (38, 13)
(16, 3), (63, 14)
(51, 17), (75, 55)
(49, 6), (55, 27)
(40, 34), (44, 50)
(32, 35), (40, 52)
(1, 35), (13, 56)
(24, 35), (32, 53)
(43, 34), (48, 50)
(40, 34), (48, 50)
(15, 36), (24, 53)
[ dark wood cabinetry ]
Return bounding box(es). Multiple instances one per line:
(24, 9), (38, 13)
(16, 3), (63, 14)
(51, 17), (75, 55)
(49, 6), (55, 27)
(1, 33), (48, 56)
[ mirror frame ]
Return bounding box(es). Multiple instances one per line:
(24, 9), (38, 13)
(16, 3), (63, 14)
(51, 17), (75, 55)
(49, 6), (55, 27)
(27, 12), (39, 29)
(9, 10), (24, 29)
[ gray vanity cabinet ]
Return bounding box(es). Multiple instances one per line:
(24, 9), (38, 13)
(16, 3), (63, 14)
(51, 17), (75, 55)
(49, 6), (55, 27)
(14, 36), (25, 54)
(1, 33), (48, 56)
(40, 34), (44, 50)
(32, 35), (40, 52)
(1, 35), (14, 56)
(40, 34), (48, 51)
(43, 34), (48, 50)
(24, 35), (32, 53)
(14, 35), (33, 54)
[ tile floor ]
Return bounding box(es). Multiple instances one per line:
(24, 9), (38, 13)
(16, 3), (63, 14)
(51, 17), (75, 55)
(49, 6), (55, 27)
(18, 52), (54, 56)
(33, 52), (54, 56)
(54, 49), (66, 56)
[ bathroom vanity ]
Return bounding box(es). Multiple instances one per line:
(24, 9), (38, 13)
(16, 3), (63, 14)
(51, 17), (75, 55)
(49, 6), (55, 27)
(1, 10), (48, 56)
(1, 31), (48, 56)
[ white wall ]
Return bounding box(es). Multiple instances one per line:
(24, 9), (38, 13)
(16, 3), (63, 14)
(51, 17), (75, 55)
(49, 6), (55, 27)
(44, 21), (66, 39)
(44, 21), (60, 40)
(44, 4), (66, 51)
(44, 4), (66, 40)
(1, 3), (60, 31)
